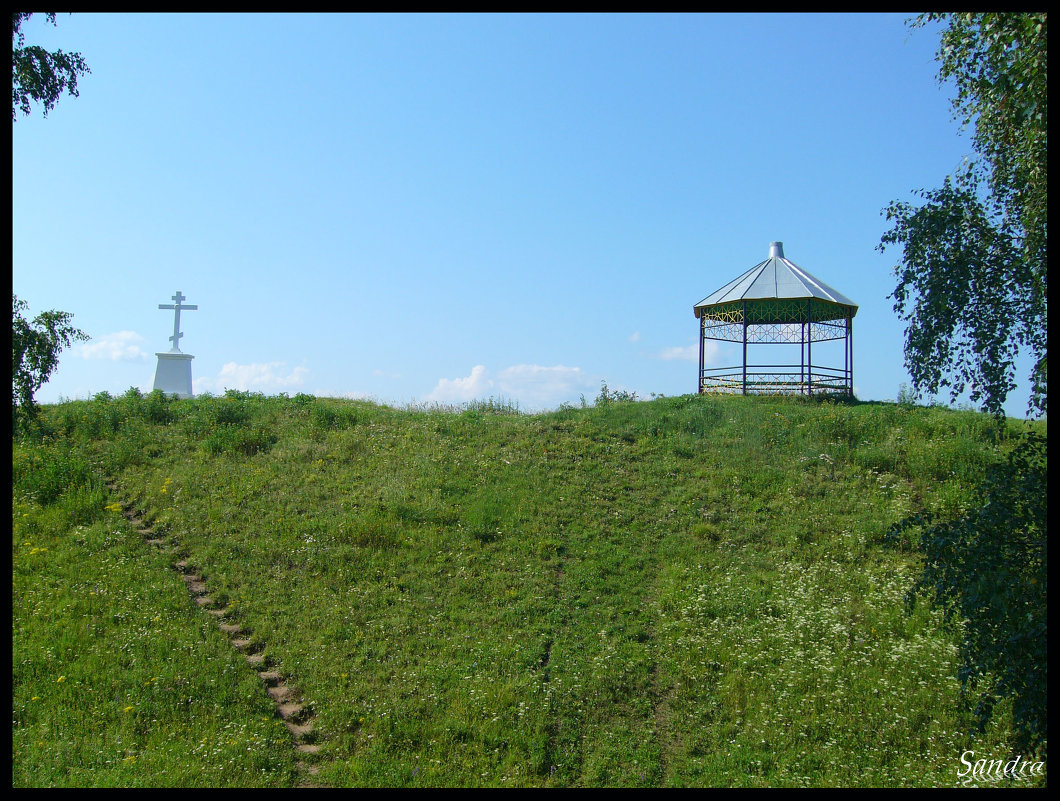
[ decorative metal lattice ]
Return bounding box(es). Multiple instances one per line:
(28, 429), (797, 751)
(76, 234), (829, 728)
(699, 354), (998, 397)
(696, 297), (855, 397)
(699, 299), (851, 343)
(700, 367), (852, 396)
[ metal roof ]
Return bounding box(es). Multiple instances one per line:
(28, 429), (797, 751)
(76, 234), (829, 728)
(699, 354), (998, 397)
(694, 242), (858, 314)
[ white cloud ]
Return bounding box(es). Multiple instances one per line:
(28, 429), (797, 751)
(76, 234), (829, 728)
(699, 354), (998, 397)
(426, 363), (596, 410)
(656, 341), (722, 364)
(426, 364), (493, 403)
(196, 361), (309, 395)
(657, 344), (698, 361)
(497, 364), (593, 409)
(628, 331), (641, 343)
(77, 331), (150, 362)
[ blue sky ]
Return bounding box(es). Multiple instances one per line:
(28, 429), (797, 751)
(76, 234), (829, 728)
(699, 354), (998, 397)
(12, 12), (1039, 416)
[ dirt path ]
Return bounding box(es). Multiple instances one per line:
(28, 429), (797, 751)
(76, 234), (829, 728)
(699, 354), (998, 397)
(106, 480), (324, 786)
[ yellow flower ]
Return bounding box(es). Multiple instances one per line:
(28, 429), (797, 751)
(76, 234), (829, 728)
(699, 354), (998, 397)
(56, 676), (66, 683)
(124, 705), (135, 713)
(30, 696), (40, 702)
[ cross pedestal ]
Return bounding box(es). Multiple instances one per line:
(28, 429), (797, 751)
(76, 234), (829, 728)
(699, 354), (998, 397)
(153, 290), (197, 398)
(153, 352), (195, 398)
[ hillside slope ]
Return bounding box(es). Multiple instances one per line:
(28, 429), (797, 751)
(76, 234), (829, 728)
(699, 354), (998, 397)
(12, 391), (1045, 787)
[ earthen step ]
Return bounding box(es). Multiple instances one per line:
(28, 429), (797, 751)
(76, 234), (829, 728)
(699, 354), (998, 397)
(268, 685), (292, 702)
(278, 702), (305, 720)
(103, 480), (329, 764)
(285, 720), (314, 738)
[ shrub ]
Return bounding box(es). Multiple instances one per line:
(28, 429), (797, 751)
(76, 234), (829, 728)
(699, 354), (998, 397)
(201, 424), (277, 457)
(143, 389), (176, 425)
(595, 381), (638, 407)
(889, 431), (1047, 753)
(13, 441), (97, 507)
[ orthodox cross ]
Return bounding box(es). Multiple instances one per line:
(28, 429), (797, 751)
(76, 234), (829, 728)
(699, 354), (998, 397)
(158, 291), (197, 352)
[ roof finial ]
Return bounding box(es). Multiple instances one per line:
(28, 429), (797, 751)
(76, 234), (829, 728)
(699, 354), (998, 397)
(769, 241), (784, 259)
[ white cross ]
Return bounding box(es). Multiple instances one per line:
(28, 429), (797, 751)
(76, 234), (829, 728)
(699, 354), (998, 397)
(158, 290), (198, 352)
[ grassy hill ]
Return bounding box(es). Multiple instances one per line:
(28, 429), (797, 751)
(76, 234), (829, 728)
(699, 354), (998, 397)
(11, 389), (1046, 787)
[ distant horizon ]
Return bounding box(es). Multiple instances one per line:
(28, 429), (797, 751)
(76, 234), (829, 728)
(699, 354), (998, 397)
(41, 382), (1033, 422)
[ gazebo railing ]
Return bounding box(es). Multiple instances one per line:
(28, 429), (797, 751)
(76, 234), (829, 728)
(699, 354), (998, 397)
(700, 364), (852, 396)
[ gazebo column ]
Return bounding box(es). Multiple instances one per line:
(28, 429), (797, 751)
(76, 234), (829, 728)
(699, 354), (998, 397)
(741, 301), (748, 395)
(847, 312), (854, 396)
(806, 299), (813, 396)
(698, 315), (705, 394)
(800, 321), (806, 395)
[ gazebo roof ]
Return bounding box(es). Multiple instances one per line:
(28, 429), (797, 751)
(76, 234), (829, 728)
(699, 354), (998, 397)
(694, 242), (858, 316)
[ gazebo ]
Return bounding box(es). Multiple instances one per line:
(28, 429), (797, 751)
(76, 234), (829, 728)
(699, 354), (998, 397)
(694, 242), (857, 397)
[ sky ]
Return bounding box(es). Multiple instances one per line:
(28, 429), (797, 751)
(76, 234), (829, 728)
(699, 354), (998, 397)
(12, 12), (1041, 417)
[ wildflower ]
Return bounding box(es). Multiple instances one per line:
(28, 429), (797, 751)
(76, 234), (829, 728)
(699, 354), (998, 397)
(56, 676), (66, 683)
(124, 705), (135, 713)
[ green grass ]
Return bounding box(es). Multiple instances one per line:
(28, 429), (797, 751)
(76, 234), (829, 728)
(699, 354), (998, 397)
(12, 435), (299, 787)
(12, 389), (1047, 787)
